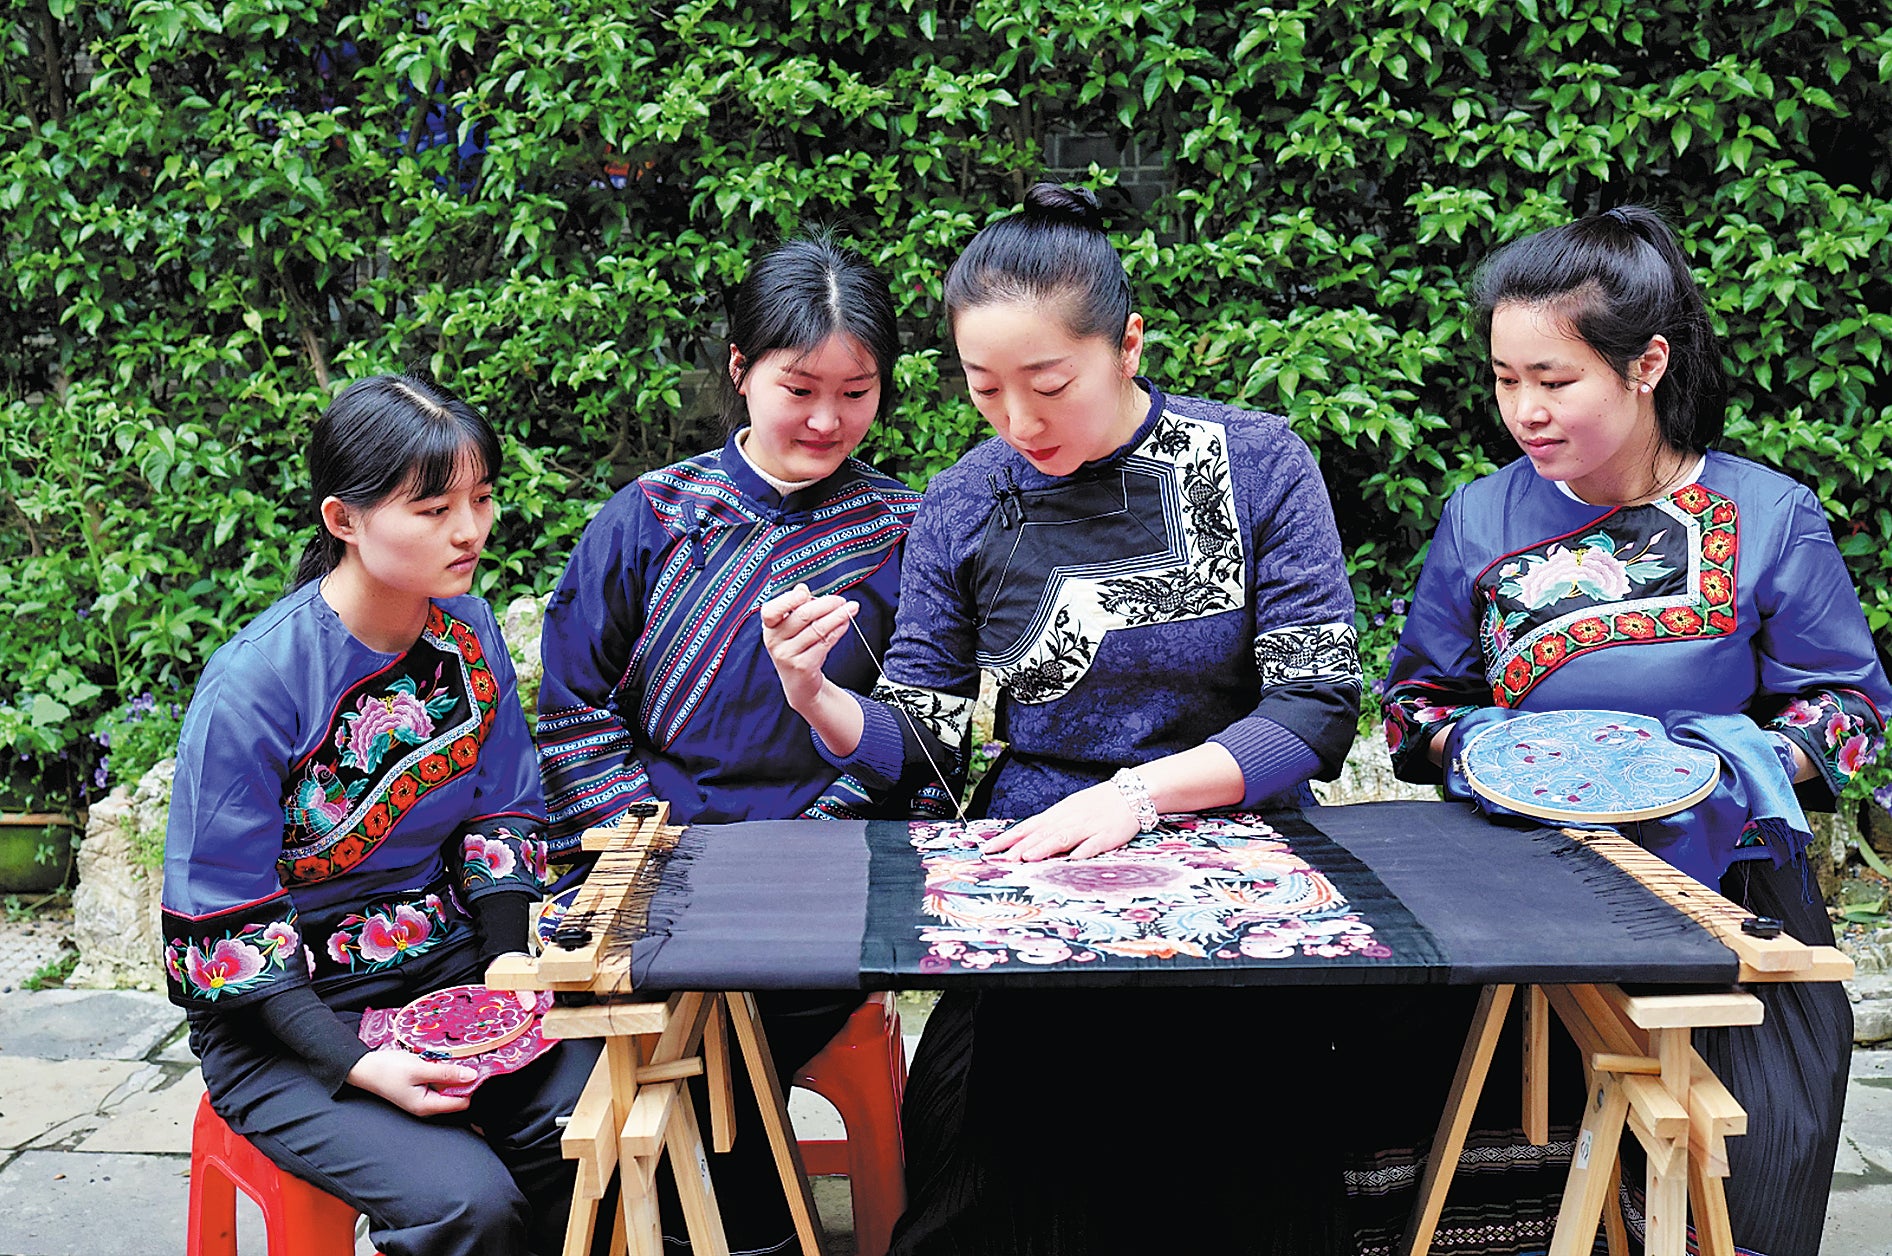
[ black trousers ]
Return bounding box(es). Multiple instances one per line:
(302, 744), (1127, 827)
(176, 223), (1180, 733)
(890, 986), (1350, 1256)
(195, 941), (600, 1256)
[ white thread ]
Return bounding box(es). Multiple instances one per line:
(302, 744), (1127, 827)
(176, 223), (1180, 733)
(843, 612), (970, 824)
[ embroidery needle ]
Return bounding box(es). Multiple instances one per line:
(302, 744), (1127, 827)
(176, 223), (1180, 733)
(840, 609), (972, 826)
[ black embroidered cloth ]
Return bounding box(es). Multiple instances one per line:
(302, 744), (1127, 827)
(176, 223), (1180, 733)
(616, 802), (1740, 992)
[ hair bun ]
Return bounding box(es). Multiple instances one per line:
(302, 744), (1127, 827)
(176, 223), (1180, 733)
(1023, 182), (1105, 230)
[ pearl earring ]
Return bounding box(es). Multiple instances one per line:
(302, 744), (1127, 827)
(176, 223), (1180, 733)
(1639, 382), (1652, 394)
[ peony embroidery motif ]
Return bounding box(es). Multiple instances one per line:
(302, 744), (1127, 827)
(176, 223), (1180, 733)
(279, 608), (499, 884)
(165, 910), (302, 1002)
(1498, 531), (1671, 616)
(335, 670), (459, 774)
(324, 894), (453, 973)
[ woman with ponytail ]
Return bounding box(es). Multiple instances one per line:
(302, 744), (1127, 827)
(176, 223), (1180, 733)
(162, 375), (592, 1256)
(1370, 206), (1888, 1256)
(764, 184), (1363, 1253)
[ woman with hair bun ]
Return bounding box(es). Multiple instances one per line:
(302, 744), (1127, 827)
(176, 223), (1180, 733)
(765, 184), (1363, 1253)
(1372, 205), (1888, 1256)
(163, 375), (593, 1256)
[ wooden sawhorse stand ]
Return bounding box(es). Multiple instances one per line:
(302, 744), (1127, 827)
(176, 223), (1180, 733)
(486, 801), (827, 1256)
(534, 990), (826, 1256)
(1399, 828), (1854, 1256)
(1398, 981), (1756, 1256)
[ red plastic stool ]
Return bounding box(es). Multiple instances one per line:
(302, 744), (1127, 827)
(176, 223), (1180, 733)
(794, 991), (908, 1256)
(188, 1091), (365, 1256)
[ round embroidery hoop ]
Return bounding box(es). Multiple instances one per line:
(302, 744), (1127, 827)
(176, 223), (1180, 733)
(1460, 709), (1720, 824)
(391, 985), (539, 1059)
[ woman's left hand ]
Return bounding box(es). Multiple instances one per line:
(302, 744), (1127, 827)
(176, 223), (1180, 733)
(981, 782), (1140, 862)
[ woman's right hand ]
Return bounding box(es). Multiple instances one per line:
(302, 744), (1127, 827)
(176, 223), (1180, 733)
(347, 1049), (476, 1116)
(760, 583), (859, 714)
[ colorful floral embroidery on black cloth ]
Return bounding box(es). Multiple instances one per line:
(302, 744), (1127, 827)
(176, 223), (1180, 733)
(1381, 681), (1488, 776)
(862, 811), (1442, 985)
(278, 605), (497, 885)
(1766, 687), (1882, 797)
(318, 887), (463, 977)
(1475, 484), (1738, 707)
(162, 895), (306, 1008)
(459, 820), (551, 898)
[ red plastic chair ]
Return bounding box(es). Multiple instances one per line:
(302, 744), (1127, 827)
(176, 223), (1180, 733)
(188, 1092), (364, 1256)
(794, 991), (909, 1256)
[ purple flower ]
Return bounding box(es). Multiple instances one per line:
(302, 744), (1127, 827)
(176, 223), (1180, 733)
(77, 608), (88, 620)
(1373, 613), (1386, 627)
(93, 759), (110, 789)
(1391, 598), (1407, 614)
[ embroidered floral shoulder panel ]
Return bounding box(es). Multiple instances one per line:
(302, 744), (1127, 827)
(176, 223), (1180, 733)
(974, 410), (1245, 706)
(279, 605), (498, 885)
(1477, 484), (1738, 707)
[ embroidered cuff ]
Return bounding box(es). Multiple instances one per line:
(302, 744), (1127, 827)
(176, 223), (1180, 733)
(162, 895), (310, 1012)
(537, 706), (655, 848)
(1766, 690), (1880, 804)
(1209, 718), (1323, 809)
(811, 692), (907, 790)
(1382, 685), (1488, 784)
(460, 817), (552, 900)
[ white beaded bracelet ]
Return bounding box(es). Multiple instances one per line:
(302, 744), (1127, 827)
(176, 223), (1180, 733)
(1110, 768), (1160, 833)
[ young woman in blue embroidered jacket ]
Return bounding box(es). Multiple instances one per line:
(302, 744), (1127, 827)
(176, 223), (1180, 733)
(162, 376), (592, 1256)
(1368, 206), (1889, 1256)
(765, 184), (1364, 1254)
(536, 234), (926, 1256)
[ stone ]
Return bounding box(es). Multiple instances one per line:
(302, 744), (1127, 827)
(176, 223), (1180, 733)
(1811, 805), (1864, 901)
(77, 1067), (202, 1154)
(0, 1149), (213, 1255)
(502, 592), (550, 726)
(1843, 928), (1892, 978)
(1841, 1070), (1892, 1175)
(1854, 999), (1892, 1048)
(1312, 736), (1439, 807)
(0, 1058), (145, 1150)
(67, 761), (171, 992)
(0, 988), (182, 1061)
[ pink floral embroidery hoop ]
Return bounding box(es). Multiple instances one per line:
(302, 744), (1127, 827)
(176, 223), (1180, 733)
(358, 985), (555, 1097)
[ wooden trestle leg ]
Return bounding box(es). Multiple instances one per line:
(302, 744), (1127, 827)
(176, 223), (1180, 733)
(1398, 983), (1516, 1256)
(727, 992), (828, 1256)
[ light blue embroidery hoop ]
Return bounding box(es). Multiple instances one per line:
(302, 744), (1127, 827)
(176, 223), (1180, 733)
(1460, 709), (1720, 824)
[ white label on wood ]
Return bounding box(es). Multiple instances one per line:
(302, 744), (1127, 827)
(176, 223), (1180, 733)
(1575, 1129), (1594, 1170)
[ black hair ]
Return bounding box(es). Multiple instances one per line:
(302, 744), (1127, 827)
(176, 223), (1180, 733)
(723, 232), (900, 431)
(1472, 204), (1725, 452)
(291, 375), (502, 589)
(943, 182), (1132, 345)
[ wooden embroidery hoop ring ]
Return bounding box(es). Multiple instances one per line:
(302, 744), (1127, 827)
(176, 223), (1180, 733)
(392, 986), (539, 1060)
(1460, 708), (1721, 825)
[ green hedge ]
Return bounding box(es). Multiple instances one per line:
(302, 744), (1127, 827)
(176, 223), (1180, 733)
(4, 0), (1890, 809)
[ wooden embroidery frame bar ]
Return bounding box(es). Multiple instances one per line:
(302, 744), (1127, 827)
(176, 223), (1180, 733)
(486, 802), (828, 1256)
(1398, 827), (1854, 1256)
